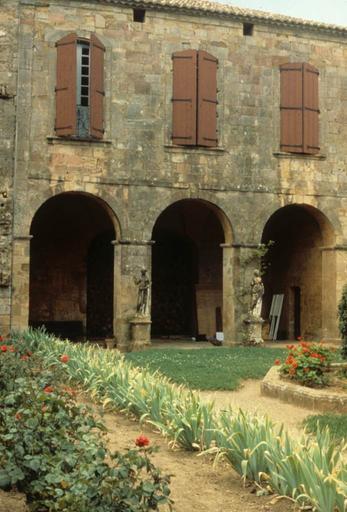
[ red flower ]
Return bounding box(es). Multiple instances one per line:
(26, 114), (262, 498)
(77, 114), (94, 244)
(15, 412), (22, 421)
(286, 345), (295, 350)
(135, 435), (150, 447)
(60, 354), (69, 363)
(0, 336), (3, 342)
(0, 345), (7, 352)
(20, 355), (29, 361)
(274, 359), (281, 366)
(9, 346), (16, 353)
(43, 386), (54, 393)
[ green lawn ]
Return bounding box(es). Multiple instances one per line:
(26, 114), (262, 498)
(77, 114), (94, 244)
(303, 413), (347, 442)
(125, 346), (286, 390)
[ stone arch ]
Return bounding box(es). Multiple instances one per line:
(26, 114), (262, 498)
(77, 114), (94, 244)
(148, 197), (233, 245)
(28, 190), (122, 240)
(28, 192), (121, 340)
(150, 198), (234, 342)
(261, 203), (337, 340)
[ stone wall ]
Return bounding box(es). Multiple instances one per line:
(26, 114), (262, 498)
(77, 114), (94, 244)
(3, 0), (347, 344)
(0, 2), (17, 335)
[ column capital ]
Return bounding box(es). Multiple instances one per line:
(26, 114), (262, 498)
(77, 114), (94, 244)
(112, 239), (155, 246)
(232, 243), (260, 249)
(13, 235), (33, 241)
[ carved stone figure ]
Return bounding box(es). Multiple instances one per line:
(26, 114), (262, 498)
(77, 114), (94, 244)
(250, 269), (264, 319)
(134, 268), (150, 316)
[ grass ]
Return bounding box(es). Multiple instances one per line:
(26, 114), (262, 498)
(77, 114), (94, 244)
(304, 413), (347, 442)
(125, 346), (286, 390)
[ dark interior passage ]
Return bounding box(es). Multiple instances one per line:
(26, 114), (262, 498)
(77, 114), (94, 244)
(262, 205), (330, 340)
(29, 193), (115, 340)
(151, 200), (224, 339)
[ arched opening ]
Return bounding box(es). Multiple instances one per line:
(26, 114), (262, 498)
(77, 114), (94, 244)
(262, 204), (335, 341)
(151, 200), (225, 340)
(29, 193), (116, 340)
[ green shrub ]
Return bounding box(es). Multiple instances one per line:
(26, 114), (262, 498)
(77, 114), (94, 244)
(0, 339), (172, 511)
(338, 285), (347, 360)
(277, 342), (334, 387)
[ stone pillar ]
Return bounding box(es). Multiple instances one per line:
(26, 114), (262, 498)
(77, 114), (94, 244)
(113, 239), (153, 351)
(221, 244), (236, 345)
(328, 245), (347, 342)
(11, 235), (32, 332)
(232, 243), (263, 343)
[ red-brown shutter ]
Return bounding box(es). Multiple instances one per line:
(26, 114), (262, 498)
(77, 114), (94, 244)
(280, 63), (304, 153)
(197, 50), (218, 147)
(90, 34), (105, 139)
(280, 62), (319, 154)
(55, 33), (77, 137)
(303, 63), (319, 154)
(172, 50), (197, 145)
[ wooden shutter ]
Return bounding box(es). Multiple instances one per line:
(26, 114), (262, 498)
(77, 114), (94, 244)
(55, 34), (77, 137)
(172, 50), (197, 145)
(303, 63), (319, 154)
(197, 50), (218, 147)
(90, 34), (105, 139)
(280, 62), (319, 154)
(280, 63), (304, 153)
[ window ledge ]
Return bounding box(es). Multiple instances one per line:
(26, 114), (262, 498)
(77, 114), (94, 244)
(164, 144), (226, 154)
(47, 136), (112, 146)
(273, 151), (326, 161)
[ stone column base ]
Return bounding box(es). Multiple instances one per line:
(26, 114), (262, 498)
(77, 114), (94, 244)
(130, 315), (151, 351)
(243, 317), (264, 345)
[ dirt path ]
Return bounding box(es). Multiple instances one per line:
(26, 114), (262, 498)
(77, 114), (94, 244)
(102, 409), (296, 512)
(200, 379), (311, 436)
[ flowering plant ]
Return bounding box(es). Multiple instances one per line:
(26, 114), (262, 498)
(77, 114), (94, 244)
(277, 341), (334, 388)
(135, 435), (150, 447)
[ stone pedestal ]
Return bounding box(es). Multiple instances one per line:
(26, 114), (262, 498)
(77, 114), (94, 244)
(130, 316), (151, 351)
(105, 337), (117, 349)
(243, 316), (264, 345)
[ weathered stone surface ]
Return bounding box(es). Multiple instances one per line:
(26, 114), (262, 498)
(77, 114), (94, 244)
(261, 366), (347, 413)
(1, 0), (347, 347)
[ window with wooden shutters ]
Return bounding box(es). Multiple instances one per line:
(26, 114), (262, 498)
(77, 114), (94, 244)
(172, 49), (218, 147)
(280, 63), (319, 154)
(55, 34), (105, 139)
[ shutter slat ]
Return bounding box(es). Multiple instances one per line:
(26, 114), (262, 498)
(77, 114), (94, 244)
(197, 50), (218, 147)
(55, 34), (77, 137)
(280, 62), (304, 153)
(303, 63), (319, 154)
(172, 50), (197, 145)
(90, 34), (105, 139)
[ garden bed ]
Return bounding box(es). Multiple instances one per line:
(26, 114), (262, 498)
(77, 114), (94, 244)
(261, 366), (347, 413)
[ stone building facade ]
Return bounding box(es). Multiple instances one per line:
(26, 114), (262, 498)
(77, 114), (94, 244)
(0, 0), (346, 348)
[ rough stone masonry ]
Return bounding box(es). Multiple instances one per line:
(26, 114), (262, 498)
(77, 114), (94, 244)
(0, 0), (346, 349)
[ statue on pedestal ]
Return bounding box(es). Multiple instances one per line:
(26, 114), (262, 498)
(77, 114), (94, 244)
(244, 269), (265, 345)
(250, 269), (264, 319)
(134, 268), (150, 317)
